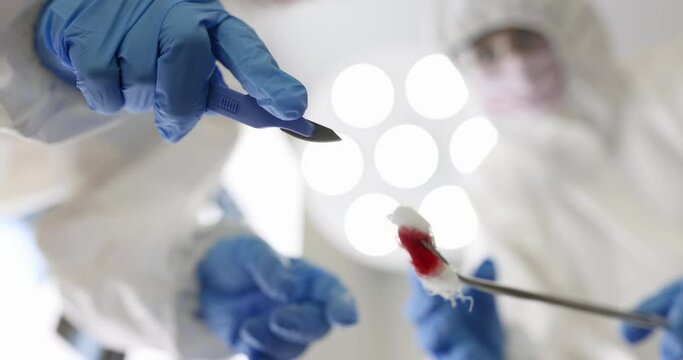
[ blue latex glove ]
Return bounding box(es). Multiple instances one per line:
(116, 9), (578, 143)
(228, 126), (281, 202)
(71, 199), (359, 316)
(621, 280), (683, 360)
(198, 235), (358, 359)
(36, 0), (307, 142)
(406, 259), (504, 360)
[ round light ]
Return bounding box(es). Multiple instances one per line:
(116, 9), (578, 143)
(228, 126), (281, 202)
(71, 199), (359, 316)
(375, 125), (438, 189)
(301, 135), (364, 196)
(405, 54), (469, 120)
(450, 116), (498, 174)
(419, 186), (478, 250)
(331, 64), (395, 128)
(344, 194), (400, 257)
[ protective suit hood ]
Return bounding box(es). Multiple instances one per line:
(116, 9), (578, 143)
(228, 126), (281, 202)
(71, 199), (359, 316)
(436, 0), (629, 143)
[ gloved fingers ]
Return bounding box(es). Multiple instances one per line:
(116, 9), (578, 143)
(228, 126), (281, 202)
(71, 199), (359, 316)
(662, 332), (683, 360)
(405, 271), (444, 323)
(154, 5), (218, 142)
(621, 325), (653, 345)
(439, 342), (500, 360)
(241, 239), (297, 302)
(199, 288), (273, 345)
(290, 259), (358, 326)
(412, 291), (503, 358)
(198, 237), (296, 302)
(270, 303), (330, 344)
(464, 259), (498, 312)
(210, 16), (308, 121)
(199, 288), (273, 323)
(622, 281), (683, 344)
(325, 291), (359, 326)
(68, 44), (124, 114)
(660, 333), (683, 360)
(115, 0), (177, 113)
(416, 307), (469, 353)
(233, 343), (274, 360)
(407, 261), (498, 323)
(239, 315), (307, 359)
(473, 259), (496, 281)
(239, 349), (278, 360)
(668, 291), (683, 339)
(660, 291), (683, 359)
(118, 18), (159, 112)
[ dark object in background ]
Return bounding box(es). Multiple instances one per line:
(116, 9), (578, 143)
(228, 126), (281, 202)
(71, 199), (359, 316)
(57, 317), (125, 360)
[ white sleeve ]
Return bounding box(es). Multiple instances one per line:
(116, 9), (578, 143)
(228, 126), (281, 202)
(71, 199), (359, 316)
(35, 119), (245, 358)
(463, 146), (632, 359)
(0, 0), (119, 143)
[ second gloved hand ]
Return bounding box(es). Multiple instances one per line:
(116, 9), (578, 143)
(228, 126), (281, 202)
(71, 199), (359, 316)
(36, 0), (308, 142)
(406, 259), (504, 360)
(621, 279), (683, 360)
(198, 235), (358, 359)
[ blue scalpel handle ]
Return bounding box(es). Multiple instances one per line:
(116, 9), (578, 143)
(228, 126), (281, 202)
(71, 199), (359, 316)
(207, 80), (317, 137)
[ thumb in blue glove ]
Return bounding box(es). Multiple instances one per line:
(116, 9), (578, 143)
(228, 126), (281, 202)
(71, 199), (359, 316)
(621, 280), (683, 360)
(406, 259), (504, 360)
(198, 235), (357, 359)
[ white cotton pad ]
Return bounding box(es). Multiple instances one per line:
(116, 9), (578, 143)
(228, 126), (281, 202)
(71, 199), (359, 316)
(388, 206), (431, 234)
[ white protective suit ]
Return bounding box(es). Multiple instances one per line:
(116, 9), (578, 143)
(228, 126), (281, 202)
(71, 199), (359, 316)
(0, 0), (268, 358)
(438, 0), (683, 358)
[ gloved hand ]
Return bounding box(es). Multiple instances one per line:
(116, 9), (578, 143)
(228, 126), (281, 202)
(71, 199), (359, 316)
(198, 235), (358, 359)
(36, 0), (307, 142)
(621, 280), (683, 360)
(406, 259), (504, 360)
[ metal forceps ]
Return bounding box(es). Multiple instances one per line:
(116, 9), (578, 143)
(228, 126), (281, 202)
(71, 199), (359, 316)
(420, 241), (668, 329)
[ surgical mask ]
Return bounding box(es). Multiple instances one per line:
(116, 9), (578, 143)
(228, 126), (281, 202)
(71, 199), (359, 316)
(467, 46), (564, 115)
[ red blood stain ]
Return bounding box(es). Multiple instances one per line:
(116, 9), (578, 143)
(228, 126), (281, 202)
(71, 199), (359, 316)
(398, 227), (443, 277)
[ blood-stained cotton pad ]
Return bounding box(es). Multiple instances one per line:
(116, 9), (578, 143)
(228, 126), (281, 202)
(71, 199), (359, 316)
(389, 206), (467, 305)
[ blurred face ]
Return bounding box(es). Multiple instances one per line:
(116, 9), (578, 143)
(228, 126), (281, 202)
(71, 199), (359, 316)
(461, 29), (565, 115)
